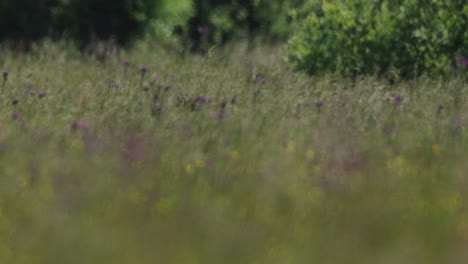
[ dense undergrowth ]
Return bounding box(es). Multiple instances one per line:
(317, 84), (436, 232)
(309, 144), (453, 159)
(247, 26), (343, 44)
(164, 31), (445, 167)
(0, 41), (467, 263)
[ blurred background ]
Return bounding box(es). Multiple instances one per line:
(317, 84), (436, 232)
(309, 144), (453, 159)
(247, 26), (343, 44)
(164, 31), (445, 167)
(0, 0), (466, 77)
(0, 0), (302, 49)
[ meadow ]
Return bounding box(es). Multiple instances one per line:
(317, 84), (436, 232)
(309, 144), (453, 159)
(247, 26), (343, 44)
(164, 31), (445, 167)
(0, 41), (467, 263)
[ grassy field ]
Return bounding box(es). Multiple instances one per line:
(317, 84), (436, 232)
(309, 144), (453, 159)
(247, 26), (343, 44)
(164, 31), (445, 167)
(0, 41), (467, 263)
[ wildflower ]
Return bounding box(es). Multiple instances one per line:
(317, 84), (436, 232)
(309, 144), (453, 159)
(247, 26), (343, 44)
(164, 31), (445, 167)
(197, 25), (210, 38)
(456, 55), (468, 66)
(217, 109), (226, 119)
(186, 163), (194, 174)
(105, 78), (115, 86)
(12, 111), (19, 120)
(253, 74), (268, 84)
(285, 141), (295, 153)
(70, 138), (83, 149)
(195, 159), (206, 169)
(121, 60), (130, 76)
(154, 197), (176, 215)
(219, 101), (227, 109)
(315, 99), (324, 108)
(71, 120), (89, 131)
(37, 92), (46, 99)
(139, 66), (149, 88)
(195, 96), (207, 104)
(12, 98), (19, 105)
(393, 93), (404, 105)
(432, 144), (441, 156)
(231, 150), (240, 160)
(217, 101), (227, 118)
(106, 78), (121, 89)
(152, 105), (163, 115)
(2, 71), (8, 96)
(452, 115), (463, 129)
(231, 95), (237, 104)
(437, 104), (444, 115)
(140, 66), (149, 73)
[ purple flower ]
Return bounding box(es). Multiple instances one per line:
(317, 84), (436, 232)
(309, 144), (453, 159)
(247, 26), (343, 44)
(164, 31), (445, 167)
(219, 101), (227, 109)
(153, 105), (163, 114)
(393, 93), (404, 105)
(121, 60), (130, 66)
(452, 115), (463, 129)
(315, 99), (324, 108)
(71, 120), (89, 131)
(3, 71), (9, 80)
(253, 74), (268, 84)
(217, 109), (226, 119)
(456, 56), (468, 66)
(37, 92), (46, 99)
(105, 78), (115, 86)
(197, 25), (210, 38)
(12, 98), (19, 105)
(123, 133), (145, 162)
(195, 96), (207, 103)
(140, 66), (149, 73)
(12, 111), (19, 120)
(231, 95), (237, 104)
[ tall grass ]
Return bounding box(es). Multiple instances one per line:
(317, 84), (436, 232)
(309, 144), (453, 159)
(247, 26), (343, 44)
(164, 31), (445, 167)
(0, 40), (467, 263)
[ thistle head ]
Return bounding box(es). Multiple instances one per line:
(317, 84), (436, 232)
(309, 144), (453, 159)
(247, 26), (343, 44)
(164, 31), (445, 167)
(140, 66), (149, 74)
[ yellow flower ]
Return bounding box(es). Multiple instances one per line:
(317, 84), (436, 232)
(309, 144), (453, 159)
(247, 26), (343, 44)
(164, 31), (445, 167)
(70, 138), (83, 149)
(306, 149), (315, 161)
(432, 144), (441, 156)
(231, 150), (240, 160)
(284, 141), (295, 153)
(386, 155), (415, 177)
(186, 163), (194, 174)
(129, 189), (144, 204)
(154, 197), (175, 215)
(312, 165), (321, 175)
(386, 155), (406, 170)
(195, 159), (206, 169)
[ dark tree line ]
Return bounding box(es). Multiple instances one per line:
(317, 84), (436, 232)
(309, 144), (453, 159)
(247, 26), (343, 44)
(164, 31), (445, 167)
(0, 0), (304, 50)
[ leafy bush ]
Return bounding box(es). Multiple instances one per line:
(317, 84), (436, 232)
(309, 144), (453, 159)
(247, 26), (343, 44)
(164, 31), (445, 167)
(288, 0), (468, 77)
(147, 0), (193, 43)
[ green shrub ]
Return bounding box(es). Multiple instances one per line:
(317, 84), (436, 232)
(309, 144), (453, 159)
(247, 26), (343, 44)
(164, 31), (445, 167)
(288, 0), (468, 78)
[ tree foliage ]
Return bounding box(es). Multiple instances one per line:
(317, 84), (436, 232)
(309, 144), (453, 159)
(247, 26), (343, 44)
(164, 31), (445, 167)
(0, 0), (57, 42)
(288, 0), (468, 77)
(186, 0), (304, 50)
